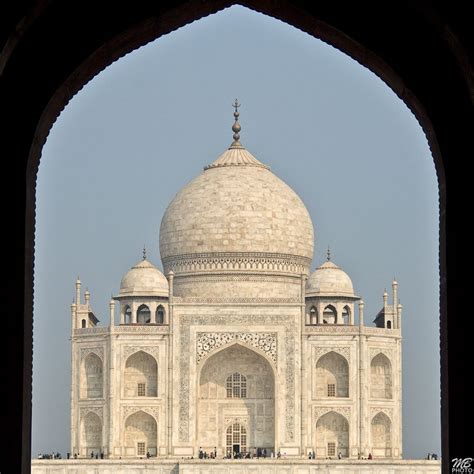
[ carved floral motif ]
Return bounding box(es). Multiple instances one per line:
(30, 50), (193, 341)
(197, 332), (277, 364)
(314, 406), (350, 421)
(80, 406), (103, 422)
(123, 345), (160, 361)
(80, 347), (104, 362)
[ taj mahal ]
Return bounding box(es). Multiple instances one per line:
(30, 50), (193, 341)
(69, 102), (403, 462)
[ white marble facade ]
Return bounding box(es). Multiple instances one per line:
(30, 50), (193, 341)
(70, 108), (403, 460)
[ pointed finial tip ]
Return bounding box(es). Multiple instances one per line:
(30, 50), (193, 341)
(231, 99), (242, 146)
(326, 245), (331, 261)
(143, 245), (147, 260)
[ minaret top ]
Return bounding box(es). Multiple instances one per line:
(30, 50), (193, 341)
(230, 99), (242, 148)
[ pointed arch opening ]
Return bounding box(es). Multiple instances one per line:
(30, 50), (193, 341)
(136, 304), (151, 324)
(323, 305), (337, 324)
(310, 306), (318, 325)
(155, 305), (165, 324)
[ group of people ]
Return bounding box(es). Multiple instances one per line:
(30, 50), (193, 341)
(426, 453), (439, 460)
(37, 452), (61, 459)
(198, 447), (218, 459)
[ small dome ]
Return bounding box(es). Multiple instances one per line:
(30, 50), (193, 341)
(119, 259), (169, 297)
(306, 260), (354, 296)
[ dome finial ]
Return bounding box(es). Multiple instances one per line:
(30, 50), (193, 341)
(327, 245), (331, 261)
(143, 245), (147, 260)
(230, 99), (242, 148)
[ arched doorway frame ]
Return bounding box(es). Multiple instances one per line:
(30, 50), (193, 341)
(2, 2), (469, 471)
(196, 341), (278, 455)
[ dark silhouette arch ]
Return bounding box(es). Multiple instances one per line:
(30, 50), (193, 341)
(1, 3), (470, 472)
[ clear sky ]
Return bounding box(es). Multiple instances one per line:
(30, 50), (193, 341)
(32, 5), (440, 459)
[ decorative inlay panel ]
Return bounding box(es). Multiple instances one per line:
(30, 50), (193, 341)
(122, 405), (160, 422)
(175, 297), (300, 304)
(196, 332), (277, 364)
(163, 252), (311, 275)
(80, 347), (104, 362)
(369, 347), (394, 362)
(314, 406), (350, 421)
(123, 345), (160, 361)
(80, 406), (103, 422)
(178, 314), (296, 444)
(370, 406), (393, 421)
(314, 346), (350, 362)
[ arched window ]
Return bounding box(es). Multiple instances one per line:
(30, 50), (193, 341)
(156, 305), (165, 324)
(226, 372), (247, 398)
(124, 305), (132, 324)
(323, 305), (337, 324)
(342, 305), (351, 325)
(226, 423), (247, 456)
(81, 319), (86, 328)
(310, 306), (318, 325)
(387, 320), (392, 329)
(137, 304), (150, 324)
(370, 353), (392, 399)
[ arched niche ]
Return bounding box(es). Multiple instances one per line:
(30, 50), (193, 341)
(124, 410), (157, 457)
(124, 351), (157, 397)
(315, 411), (349, 458)
(81, 412), (102, 457)
(316, 351), (349, 398)
(371, 412), (392, 457)
(81, 352), (103, 399)
(370, 353), (392, 399)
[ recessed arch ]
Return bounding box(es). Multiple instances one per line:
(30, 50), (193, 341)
(81, 352), (103, 399)
(124, 410), (157, 457)
(80, 412), (102, 457)
(124, 350), (158, 397)
(198, 343), (275, 454)
(371, 411), (392, 457)
(370, 353), (392, 399)
(315, 411), (349, 458)
(316, 351), (349, 398)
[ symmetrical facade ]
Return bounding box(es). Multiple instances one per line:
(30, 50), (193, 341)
(70, 106), (402, 460)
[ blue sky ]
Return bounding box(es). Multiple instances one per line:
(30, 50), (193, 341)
(32, 5), (440, 458)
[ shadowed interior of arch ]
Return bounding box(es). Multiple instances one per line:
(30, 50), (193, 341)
(198, 343), (275, 456)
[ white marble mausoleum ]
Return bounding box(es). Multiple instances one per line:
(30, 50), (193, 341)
(69, 103), (403, 461)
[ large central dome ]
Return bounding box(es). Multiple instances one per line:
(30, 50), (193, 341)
(159, 104), (314, 299)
